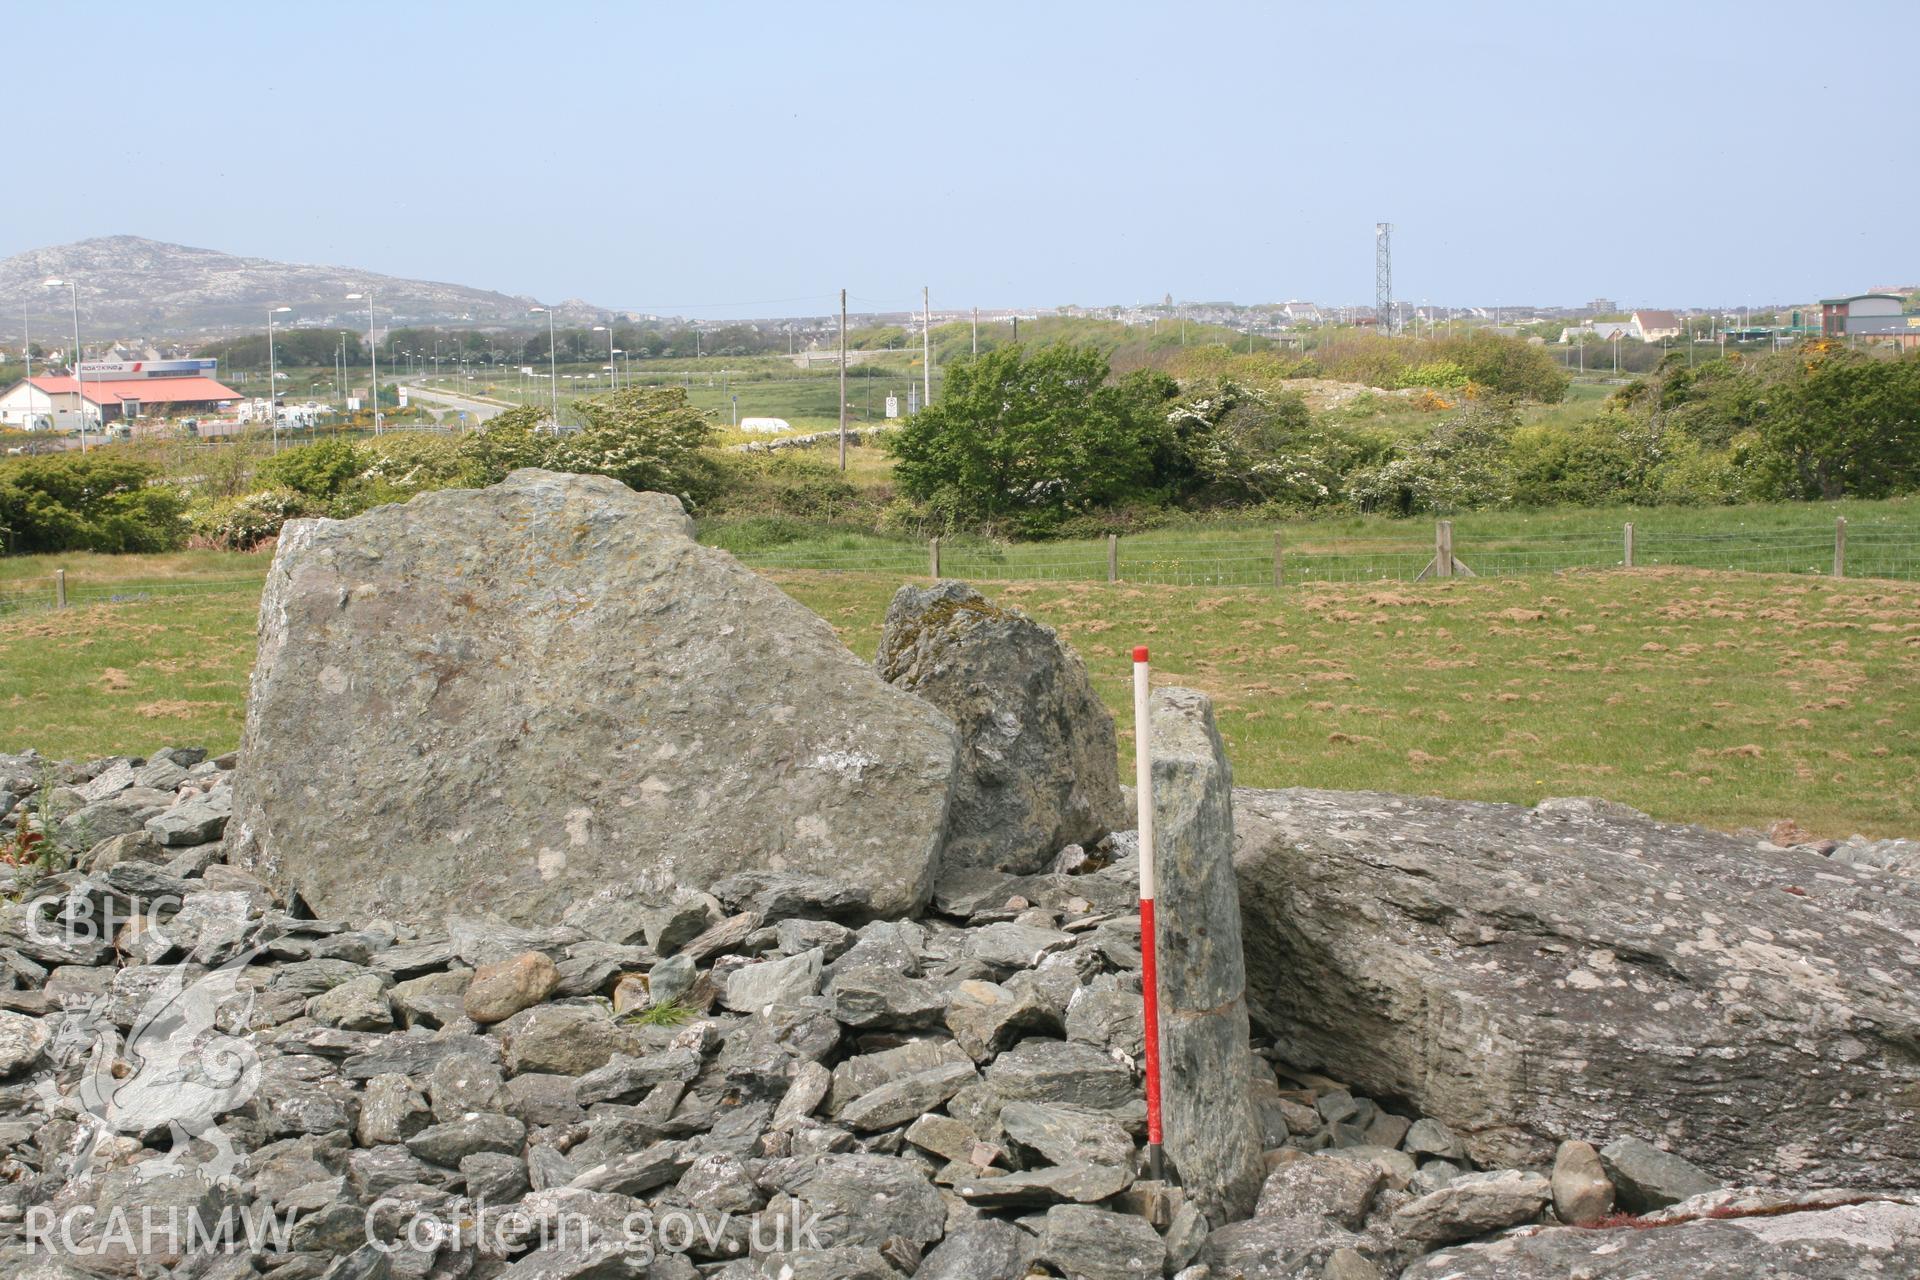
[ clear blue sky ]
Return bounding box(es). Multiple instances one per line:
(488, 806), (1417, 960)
(10, 1), (1914, 316)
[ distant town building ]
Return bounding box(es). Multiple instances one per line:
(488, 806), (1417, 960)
(0, 358), (240, 429)
(1630, 310), (1683, 342)
(1820, 293), (1917, 345)
(1569, 320), (1634, 342)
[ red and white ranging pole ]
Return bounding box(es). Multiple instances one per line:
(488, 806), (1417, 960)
(1133, 645), (1166, 1181)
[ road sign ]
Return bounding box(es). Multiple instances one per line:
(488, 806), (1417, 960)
(885, 396), (899, 419)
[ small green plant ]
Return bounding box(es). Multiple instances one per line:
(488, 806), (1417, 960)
(631, 998), (693, 1028)
(2, 768), (72, 887)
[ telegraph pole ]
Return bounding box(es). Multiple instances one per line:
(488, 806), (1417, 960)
(971, 306), (978, 357)
(838, 288), (847, 472)
(922, 285), (932, 409)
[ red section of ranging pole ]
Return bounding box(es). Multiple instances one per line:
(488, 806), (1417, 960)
(1133, 645), (1165, 1180)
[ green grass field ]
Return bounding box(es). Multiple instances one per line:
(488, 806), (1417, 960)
(4, 559), (1914, 838)
(711, 495), (1920, 586)
(395, 350), (940, 438)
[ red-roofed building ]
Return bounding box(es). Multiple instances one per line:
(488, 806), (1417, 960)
(0, 372), (242, 429)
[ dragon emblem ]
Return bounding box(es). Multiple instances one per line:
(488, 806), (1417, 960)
(41, 950), (263, 1186)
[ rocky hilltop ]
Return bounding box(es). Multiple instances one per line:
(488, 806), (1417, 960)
(0, 471), (1916, 1278)
(0, 237), (595, 335)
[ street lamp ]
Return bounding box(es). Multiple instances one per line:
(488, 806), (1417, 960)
(345, 291), (381, 434)
(592, 325), (616, 391)
(529, 306), (559, 427)
(267, 306), (292, 449)
(20, 306), (45, 431)
(43, 278), (86, 451)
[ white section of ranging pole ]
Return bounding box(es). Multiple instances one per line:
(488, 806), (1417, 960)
(1133, 649), (1156, 900)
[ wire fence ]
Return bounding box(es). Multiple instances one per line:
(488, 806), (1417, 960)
(733, 518), (1920, 589)
(0, 572), (269, 620)
(2, 519), (1914, 624)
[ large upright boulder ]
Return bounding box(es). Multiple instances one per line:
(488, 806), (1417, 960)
(1149, 688), (1263, 1223)
(876, 581), (1122, 874)
(227, 470), (959, 923)
(1233, 788), (1920, 1186)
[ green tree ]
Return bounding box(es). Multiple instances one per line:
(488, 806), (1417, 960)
(1752, 348), (1920, 499)
(885, 344), (1176, 533)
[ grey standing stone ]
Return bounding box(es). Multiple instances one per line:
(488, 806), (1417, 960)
(1148, 687), (1262, 1223)
(876, 581), (1124, 875)
(226, 469), (960, 924)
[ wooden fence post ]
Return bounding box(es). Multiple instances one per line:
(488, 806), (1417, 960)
(1107, 533), (1119, 583)
(1272, 530), (1284, 588)
(54, 570), (67, 609)
(1624, 521), (1635, 569)
(929, 536), (941, 579)
(1435, 521), (1454, 580)
(1833, 517), (1846, 578)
